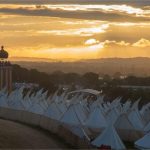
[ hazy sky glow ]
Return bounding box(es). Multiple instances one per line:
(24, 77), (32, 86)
(0, 0), (150, 61)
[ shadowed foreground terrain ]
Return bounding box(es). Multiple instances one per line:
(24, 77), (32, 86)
(0, 119), (67, 149)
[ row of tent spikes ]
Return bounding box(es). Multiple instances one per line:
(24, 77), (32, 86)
(0, 86), (150, 149)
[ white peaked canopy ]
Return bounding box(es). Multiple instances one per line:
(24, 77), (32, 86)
(36, 91), (48, 105)
(28, 103), (44, 115)
(140, 103), (150, 124)
(60, 104), (83, 126)
(39, 99), (48, 110)
(122, 100), (131, 113)
(140, 104), (147, 115)
(91, 125), (126, 150)
(111, 97), (122, 108)
(135, 132), (150, 149)
(128, 109), (145, 130)
(15, 86), (24, 98)
(98, 104), (106, 115)
(57, 101), (67, 113)
(143, 109), (150, 124)
(55, 92), (66, 103)
(28, 90), (45, 114)
(110, 98), (122, 114)
(128, 99), (145, 130)
(29, 93), (37, 104)
(22, 99), (32, 110)
(144, 121), (150, 132)
(9, 98), (25, 110)
(37, 91), (49, 110)
(74, 103), (88, 123)
(90, 95), (104, 111)
(7, 88), (19, 102)
(102, 103), (110, 113)
(80, 99), (90, 113)
(85, 105), (107, 129)
(22, 91), (32, 110)
(44, 102), (62, 120)
(106, 107), (120, 125)
(8, 87), (25, 110)
(114, 114), (135, 130)
(66, 94), (81, 107)
(0, 87), (7, 98)
(0, 92), (8, 107)
(50, 90), (59, 102)
(35, 88), (44, 98)
(29, 89), (42, 103)
(54, 92), (67, 113)
(132, 99), (141, 110)
(41, 90), (48, 99)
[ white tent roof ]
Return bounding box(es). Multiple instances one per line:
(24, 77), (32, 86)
(144, 121), (150, 132)
(55, 92), (66, 103)
(39, 99), (49, 110)
(60, 104), (83, 126)
(9, 100), (25, 110)
(7, 87), (25, 110)
(122, 100), (131, 113)
(35, 88), (44, 98)
(135, 132), (150, 149)
(74, 103), (88, 123)
(44, 102), (62, 120)
(28, 103), (44, 115)
(91, 125), (126, 150)
(128, 110), (145, 130)
(22, 92), (32, 110)
(22, 99), (32, 110)
(114, 114), (135, 130)
(90, 95), (104, 111)
(106, 108), (120, 125)
(57, 101), (67, 113)
(131, 99), (140, 110)
(85, 106), (107, 129)
(0, 94), (8, 108)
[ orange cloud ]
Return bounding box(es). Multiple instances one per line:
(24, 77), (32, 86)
(132, 38), (150, 47)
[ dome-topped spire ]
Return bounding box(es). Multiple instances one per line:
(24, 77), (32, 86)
(1, 45), (4, 50)
(0, 45), (9, 59)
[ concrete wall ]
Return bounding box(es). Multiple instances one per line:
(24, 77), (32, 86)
(0, 107), (144, 148)
(0, 107), (90, 148)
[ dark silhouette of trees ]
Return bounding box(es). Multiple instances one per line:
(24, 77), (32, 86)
(12, 64), (150, 104)
(12, 64), (57, 93)
(113, 72), (121, 79)
(63, 73), (81, 85)
(82, 72), (99, 88)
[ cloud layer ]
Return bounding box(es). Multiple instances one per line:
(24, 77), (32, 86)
(0, 1), (149, 60)
(0, 4), (149, 22)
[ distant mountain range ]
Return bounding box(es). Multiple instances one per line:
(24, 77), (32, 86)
(10, 57), (150, 77)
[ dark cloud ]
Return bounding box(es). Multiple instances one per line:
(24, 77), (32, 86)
(0, 0), (149, 7)
(0, 7), (149, 22)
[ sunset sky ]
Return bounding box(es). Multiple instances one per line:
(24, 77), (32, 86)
(0, 0), (150, 61)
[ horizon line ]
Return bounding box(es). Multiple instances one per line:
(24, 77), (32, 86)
(9, 56), (150, 62)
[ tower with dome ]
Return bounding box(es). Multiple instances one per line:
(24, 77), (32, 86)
(0, 46), (12, 92)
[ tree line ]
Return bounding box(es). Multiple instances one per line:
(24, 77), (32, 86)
(12, 64), (150, 105)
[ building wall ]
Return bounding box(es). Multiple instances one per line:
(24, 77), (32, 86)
(0, 61), (12, 92)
